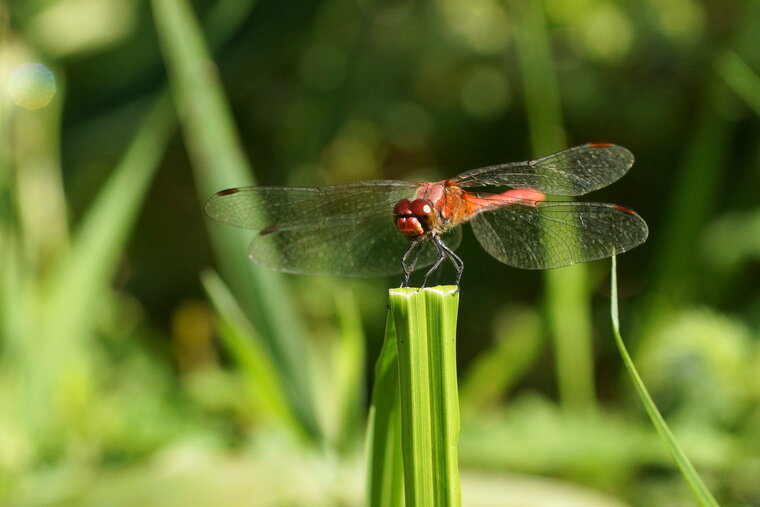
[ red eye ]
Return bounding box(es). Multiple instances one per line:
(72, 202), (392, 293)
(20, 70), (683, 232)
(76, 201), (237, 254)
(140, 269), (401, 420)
(410, 199), (436, 230)
(410, 199), (432, 216)
(393, 198), (411, 216)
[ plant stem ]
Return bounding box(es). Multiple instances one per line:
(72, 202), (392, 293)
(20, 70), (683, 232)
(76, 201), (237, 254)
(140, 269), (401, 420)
(611, 256), (719, 507)
(511, 0), (596, 413)
(390, 286), (461, 507)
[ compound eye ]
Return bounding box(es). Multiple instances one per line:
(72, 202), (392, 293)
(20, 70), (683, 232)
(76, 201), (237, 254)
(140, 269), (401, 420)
(393, 198), (411, 216)
(409, 199), (436, 230)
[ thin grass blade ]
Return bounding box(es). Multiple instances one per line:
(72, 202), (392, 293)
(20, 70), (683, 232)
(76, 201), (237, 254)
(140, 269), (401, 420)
(150, 0), (318, 438)
(201, 269), (305, 439)
(47, 96), (173, 317)
(610, 255), (719, 507)
(40, 96), (174, 423)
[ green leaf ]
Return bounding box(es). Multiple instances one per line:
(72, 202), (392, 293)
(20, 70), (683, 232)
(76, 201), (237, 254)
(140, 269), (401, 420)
(332, 287), (366, 450)
(390, 286), (461, 507)
(366, 312), (404, 507)
(610, 255), (720, 507)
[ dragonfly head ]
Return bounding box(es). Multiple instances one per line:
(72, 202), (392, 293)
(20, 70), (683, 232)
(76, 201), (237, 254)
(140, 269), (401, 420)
(393, 198), (437, 240)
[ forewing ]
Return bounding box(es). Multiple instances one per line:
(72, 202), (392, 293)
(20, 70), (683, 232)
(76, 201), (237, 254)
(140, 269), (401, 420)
(452, 144), (634, 196)
(248, 210), (462, 277)
(205, 182), (415, 230)
(204, 181), (460, 277)
(469, 201), (648, 269)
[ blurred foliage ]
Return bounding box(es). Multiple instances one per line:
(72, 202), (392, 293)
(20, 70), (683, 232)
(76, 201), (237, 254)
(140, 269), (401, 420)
(2, 0), (760, 505)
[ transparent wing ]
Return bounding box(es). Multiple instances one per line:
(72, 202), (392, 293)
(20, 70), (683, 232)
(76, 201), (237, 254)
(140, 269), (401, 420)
(248, 220), (461, 277)
(451, 143), (634, 196)
(204, 181), (461, 277)
(469, 201), (648, 269)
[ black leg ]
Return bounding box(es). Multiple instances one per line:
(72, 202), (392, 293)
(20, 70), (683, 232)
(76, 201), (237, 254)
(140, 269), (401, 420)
(400, 240), (422, 287)
(437, 237), (464, 288)
(407, 240), (424, 275)
(422, 236), (447, 287)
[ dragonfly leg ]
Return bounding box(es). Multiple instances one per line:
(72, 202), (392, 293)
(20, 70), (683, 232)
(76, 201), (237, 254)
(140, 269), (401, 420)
(407, 240), (425, 275)
(438, 237), (464, 288)
(422, 236), (447, 287)
(400, 240), (423, 287)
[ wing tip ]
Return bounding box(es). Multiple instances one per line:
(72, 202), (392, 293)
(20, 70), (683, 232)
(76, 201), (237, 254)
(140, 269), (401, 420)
(587, 142), (635, 169)
(611, 204), (638, 215)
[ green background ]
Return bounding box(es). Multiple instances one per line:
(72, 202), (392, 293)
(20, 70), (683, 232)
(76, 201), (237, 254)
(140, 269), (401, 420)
(2, 0), (759, 505)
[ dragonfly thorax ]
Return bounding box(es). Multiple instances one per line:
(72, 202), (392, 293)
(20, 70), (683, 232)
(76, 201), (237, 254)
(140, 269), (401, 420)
(393, 198), (438, 240)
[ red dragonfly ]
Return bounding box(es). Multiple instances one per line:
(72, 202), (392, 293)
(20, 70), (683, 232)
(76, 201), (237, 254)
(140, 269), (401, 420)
(205, 143), (648, 286)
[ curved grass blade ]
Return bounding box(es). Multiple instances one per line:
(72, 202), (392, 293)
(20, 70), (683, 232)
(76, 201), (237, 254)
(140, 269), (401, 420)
(610, 255), (719, 507)
(40, 96), (174, 413)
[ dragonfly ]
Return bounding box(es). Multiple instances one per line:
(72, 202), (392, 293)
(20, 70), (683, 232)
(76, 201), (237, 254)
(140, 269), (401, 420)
(204, 143), (648, 287)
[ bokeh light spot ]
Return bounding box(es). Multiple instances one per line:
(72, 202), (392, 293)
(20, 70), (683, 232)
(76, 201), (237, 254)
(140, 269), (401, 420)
(438, 0), (511, 54)
(29, 0), (136, 57)
(579, 4), (633, 61)
(8, 63), (56, 110)
(650, 0), (704, 42)
(324, 120), (381, 181)
(460, 66), (510, 119)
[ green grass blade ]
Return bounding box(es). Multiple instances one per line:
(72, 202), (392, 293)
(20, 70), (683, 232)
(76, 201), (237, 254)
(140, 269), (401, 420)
(511, 0), (596, 413)
(47, 96), (173, 311)
(42, 96), (174, 386)
(390, 286), (461, 507)
(333, 287), (366, 450)
(200, 269), (305, 439)
(150, 0), (319, 438)
(510, 0), (564, 152)
(366, 312), (404, 507)
(610, 256), (719, 507)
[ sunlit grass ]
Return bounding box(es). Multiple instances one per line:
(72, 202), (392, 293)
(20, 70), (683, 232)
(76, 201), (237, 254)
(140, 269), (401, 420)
(368, 287), (461, 506)
(366, 312), (404, 507)
(1, 0), (758, 504)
